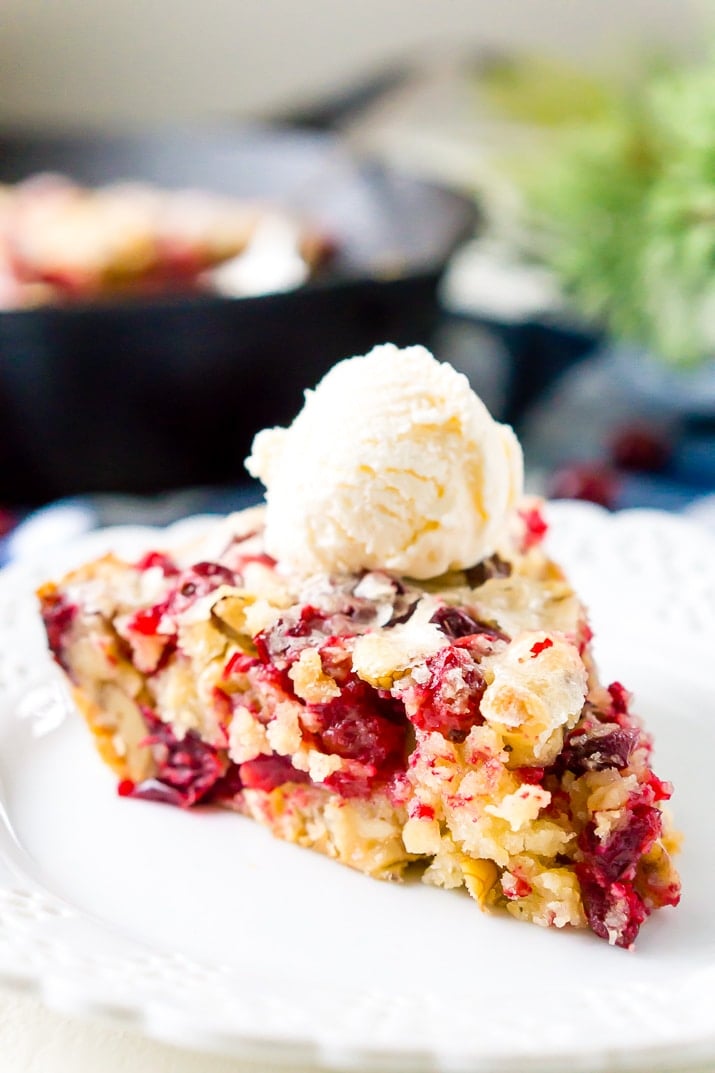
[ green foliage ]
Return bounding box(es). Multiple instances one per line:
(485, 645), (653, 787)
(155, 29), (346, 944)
(480, 54), (615, 127)
(524, 58), (715, 366)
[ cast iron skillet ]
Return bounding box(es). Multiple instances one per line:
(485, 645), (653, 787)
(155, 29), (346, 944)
(0, 125), (476, 505)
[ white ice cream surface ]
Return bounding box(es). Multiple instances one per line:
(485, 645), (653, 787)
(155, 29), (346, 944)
(245, 344), (523, 580)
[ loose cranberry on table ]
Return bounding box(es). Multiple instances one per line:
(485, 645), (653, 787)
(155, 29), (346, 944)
(0, 508), (17, 539)
(608, 423), (672, 473)
(547, 463), (621, 509)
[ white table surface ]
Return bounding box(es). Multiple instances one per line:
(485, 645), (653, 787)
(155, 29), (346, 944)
(0, 988), (320, 1073)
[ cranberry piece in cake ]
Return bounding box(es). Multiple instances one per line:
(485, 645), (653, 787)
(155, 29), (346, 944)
(317, 685), (406, 769)
(39, 590), (78, 672)
(406, 646), (486, 741)
(126, 710), (226, 808)
(239, 756), (309, 792)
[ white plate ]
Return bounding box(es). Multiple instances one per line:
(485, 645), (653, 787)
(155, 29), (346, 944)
(0, 502), (714, 1073)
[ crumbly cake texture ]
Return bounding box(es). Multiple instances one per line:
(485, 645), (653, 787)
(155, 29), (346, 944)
(38, 503), (680, 948)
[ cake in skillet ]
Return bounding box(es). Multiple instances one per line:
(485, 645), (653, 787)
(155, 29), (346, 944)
(0, 173), (330, 307)
(38, 345), (680, 948)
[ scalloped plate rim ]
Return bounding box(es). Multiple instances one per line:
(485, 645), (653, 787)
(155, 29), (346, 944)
(0, 500), (713, 1073)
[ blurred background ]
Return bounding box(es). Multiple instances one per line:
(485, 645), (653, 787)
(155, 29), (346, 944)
(0, 0), (705, 127)
(2, 0), (715, 559)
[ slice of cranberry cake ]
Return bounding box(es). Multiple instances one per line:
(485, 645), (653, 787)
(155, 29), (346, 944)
(38, 502), (680, 948)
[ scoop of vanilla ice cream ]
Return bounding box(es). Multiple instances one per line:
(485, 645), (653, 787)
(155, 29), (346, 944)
(245, 344), (523, 579)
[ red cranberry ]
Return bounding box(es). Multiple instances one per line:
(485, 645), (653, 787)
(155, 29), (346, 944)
(284, 605), (325, 639)
(125, 603), (168, 637)
(514, 767), (545, 785)
(40, 592), (78, 672)
(577, 871), (648, 949)
(547, 463), (620, 509)
(147, 561), (237, 623)
(408, 646), (485, 740)
(644, 771), (673, 803)
(123, 567), (224, 661)
(577, 621), (594, 656)
(128, 709), (226, 808)
(575, 794), (668, 947)
(580, 804), (662, 886)
(239, 755), (309, 792)
(175, 561), (236, 601)
(135, 551), (180, 576)
(320, 708), (405, 768)
(205, 762), (245, 802)
(530, 638), (553, 657)
(0, 508), (17, 539)
(609, 423), (671, 473)
(223, 651), (260, 678)
(323, 766), (376, 799)
(124, 778), (190, 808)
(608, 681), (631, 716)
(122, 599), (176, 673)
(560, 724), (639, 774)
(519, 506), (548, 549)
(314, 679), (407, 767)
(505, 874), (533, 899)
(254, 605), (328, 672)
